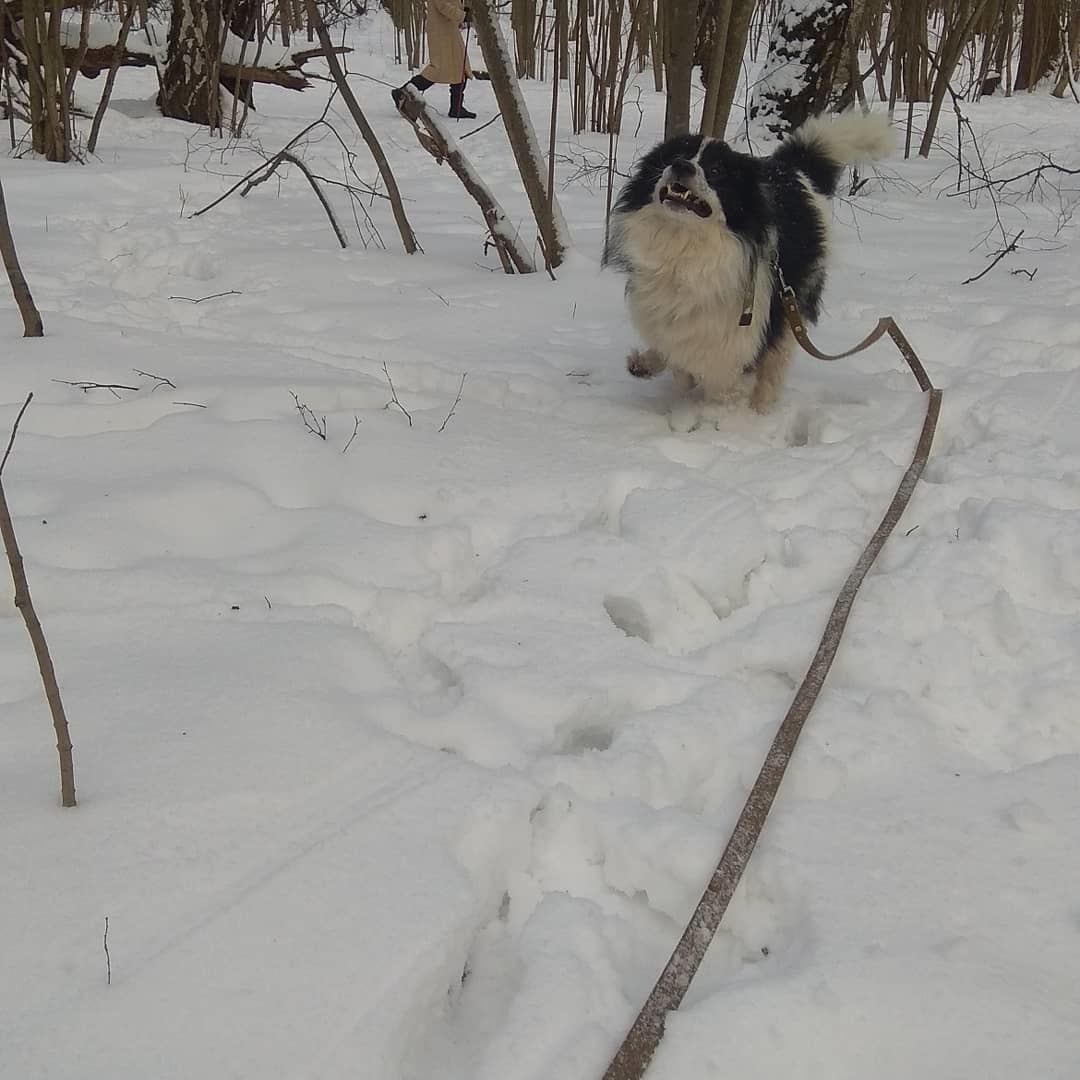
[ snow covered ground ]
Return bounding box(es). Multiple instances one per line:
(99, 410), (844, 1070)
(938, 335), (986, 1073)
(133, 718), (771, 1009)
(3, 15), (1080, 1080)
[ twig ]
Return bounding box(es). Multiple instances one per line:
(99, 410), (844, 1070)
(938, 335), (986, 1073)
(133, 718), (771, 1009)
(0, 393), (32, 477)
(438, 373), (467, 432)
(458, 112), (502, 139)
(243, 150), (348, 249)
(381, 363), (412, 427)
(168, 291), (241, 303)
(342, 416), (360, 453)
(945, 159), (1080, 199)
(961, 230), (1023, 285)
(53, 380), (140, 398)
(289, 391), (327, 439)
(133, 369), (176, 390)
(172, 401), (207, 408)
(0, 393), (76, 807)
(103, 916), (111, 985)
(1010, 267), (1038, 280)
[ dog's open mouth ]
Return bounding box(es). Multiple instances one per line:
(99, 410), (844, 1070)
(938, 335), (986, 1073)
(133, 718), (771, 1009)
(659, 183), (712, 218)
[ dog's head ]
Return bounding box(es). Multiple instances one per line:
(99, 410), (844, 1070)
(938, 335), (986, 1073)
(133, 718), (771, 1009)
(605, 135), (767, 266)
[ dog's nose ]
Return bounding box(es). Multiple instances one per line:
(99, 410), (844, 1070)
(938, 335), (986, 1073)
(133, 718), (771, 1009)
(669, 158), (696, 181)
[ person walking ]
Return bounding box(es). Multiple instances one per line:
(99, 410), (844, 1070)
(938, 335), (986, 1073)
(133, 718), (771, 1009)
(392, 0), (476, 119)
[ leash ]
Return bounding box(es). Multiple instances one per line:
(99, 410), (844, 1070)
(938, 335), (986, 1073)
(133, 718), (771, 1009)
(601, 287), (942, 1080)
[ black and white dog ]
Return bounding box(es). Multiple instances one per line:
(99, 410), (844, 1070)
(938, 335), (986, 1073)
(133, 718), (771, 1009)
(604, 112), (893, 427)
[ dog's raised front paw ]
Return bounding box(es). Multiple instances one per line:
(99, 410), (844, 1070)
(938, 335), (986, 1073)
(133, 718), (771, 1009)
(627, 348), (667, 379)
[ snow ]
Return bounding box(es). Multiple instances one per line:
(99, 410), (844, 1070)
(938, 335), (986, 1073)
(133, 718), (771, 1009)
(3, 13), (1080, 1080)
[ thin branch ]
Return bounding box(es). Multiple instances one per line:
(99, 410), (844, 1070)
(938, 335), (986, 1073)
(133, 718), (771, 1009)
(439, 373), (467, 432)
(381, 363), (412, 427)
(0, 392), (32, 478)
(0, 393), (76, 807)
(459, 112), (503, 139)
(342, 415), (360, 453)
(168, 290), (241, 303)
(53, 379), (140, 397)
(133, 369), (176, 390)
(245, 149), (347, 249)
(87, 2), (138, 156)
(961, 230), (1023, 284)
(290, 391), (327, 439)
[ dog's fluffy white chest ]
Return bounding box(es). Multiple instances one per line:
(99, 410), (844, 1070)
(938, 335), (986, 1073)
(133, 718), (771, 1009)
(615, 206), (771, 392)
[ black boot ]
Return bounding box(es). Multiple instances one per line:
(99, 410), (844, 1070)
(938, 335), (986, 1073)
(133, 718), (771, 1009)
(448, 81), (476, 119)
(393, 74), (433, 110)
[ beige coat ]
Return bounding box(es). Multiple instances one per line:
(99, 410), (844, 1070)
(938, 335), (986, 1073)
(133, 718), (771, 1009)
(420, 0), (471, 84)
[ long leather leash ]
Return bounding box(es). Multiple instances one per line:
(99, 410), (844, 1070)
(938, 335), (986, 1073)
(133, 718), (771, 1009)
(601, 287), (942, 1080)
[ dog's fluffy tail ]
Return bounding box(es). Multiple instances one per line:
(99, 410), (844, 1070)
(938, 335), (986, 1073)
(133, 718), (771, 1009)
(774, 110), (894, 197)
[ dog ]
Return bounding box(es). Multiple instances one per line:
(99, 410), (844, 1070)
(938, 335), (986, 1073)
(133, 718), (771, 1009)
(604, 111), (894, 428)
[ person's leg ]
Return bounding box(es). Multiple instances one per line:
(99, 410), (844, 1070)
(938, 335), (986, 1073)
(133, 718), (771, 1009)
(448, 80), (476, 119)
(392, 73), (434, 109)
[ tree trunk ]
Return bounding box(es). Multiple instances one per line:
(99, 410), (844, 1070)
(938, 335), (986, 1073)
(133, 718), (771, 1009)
(224, 0), (260, 108)
(663, 0), (696, 137)
(1015, 0), (1060, 89)
(698, 0), (756, 137)
(21, 0), (72, 159)
(749, 0), (851, 139)
(0, 178), (43, 336)
(159, 0), (222, 128)
(397, 88), (535, 273)
(470, 0), (569, 268)
(303, 0), (418, 254)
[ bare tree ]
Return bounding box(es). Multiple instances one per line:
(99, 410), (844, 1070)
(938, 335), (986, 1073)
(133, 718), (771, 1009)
(1016, 0), (1062, 88)
(662, 0), (695, 136)
(470, 0), (570, 268)
(397, 86), (535, 272)
(20, 0), (74, 159)
(698, 0), (757, 137)
(159, 0), (223, 129)
(303, 0), (418, 254)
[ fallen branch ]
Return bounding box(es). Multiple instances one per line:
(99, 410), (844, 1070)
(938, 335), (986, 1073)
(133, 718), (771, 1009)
(168, 290), (241, 303)
(397, 88), (535, 274)
(190, 104), (382, 249)
(961, 229), (1023, 285)
(243, 149), (347, 249)
(0, 393), (76, 807)
(53, 379), (140, 397)
(133, 368), (176, 390)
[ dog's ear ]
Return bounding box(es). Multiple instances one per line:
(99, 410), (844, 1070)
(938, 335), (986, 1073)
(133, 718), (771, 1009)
(615, 134), (705, 213)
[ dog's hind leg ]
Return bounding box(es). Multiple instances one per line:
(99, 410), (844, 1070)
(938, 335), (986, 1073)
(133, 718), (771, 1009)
(627, 348), (668, 378)
(750, 330), (795, 413)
